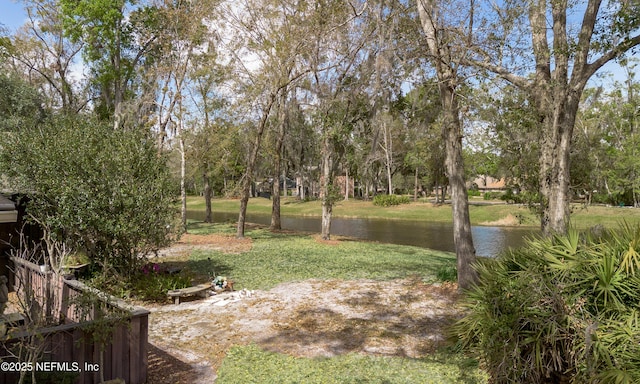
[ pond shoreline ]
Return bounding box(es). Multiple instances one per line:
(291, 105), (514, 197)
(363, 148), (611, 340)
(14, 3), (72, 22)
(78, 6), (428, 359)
(186, 209), (537, 257)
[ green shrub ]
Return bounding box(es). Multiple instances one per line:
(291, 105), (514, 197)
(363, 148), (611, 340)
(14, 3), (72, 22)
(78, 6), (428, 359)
(436, 265), (457, 282)
(131, 271), (192, 302)
(482, 192), (502, 200)
(468, 189), (481, 197)
(455, 224), (640, 383)
(499, 189), (520, 203)
(89, 263), (192, 302)
(372, 194), (411, 207)
(0, 114), (179, 276)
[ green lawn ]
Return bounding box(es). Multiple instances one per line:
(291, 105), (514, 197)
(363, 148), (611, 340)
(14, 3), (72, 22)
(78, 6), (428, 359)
(186, 222), (456, 290)
(182, 222), (486, 383)
(217, 344), (487, 384)
(177, 200), (640, 382)
(186, 196), (640, 229)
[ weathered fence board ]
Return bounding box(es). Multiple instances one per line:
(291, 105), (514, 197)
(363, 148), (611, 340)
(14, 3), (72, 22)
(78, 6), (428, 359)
(1, 257), (149, 384)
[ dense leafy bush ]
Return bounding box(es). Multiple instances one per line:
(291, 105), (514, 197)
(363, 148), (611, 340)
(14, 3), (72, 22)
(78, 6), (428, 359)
(455, 224), (640, 383)
(500, 189), (520, 203)
(468, 189), (481, 197)
(0, 114), (179, 275)
(372, 194), (411, 207)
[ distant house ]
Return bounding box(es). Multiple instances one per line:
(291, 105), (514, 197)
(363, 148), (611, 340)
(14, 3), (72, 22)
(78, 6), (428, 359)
(469, 176), (507, 192)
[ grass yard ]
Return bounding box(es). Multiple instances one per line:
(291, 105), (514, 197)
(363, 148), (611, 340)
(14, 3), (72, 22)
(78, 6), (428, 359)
(150, 222), (487, 383)
(217, 344), (486, 384)
(148, 203), (640, 382)
(185, 222), (457, 290)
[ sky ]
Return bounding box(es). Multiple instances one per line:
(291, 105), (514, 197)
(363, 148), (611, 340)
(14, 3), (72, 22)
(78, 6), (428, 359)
(0, 1), (27, 32)
(0, 0), (635, 88)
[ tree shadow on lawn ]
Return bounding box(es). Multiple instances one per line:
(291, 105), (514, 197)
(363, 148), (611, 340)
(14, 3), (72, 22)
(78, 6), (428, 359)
(255, 303), (482, 383)
(151, 257), (234, 287)
(187, 257), (234, 280)
(257, 302), (461, 358)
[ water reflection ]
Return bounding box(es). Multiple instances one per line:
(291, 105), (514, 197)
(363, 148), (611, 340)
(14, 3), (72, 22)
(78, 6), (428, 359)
(187, 211), (537, 257)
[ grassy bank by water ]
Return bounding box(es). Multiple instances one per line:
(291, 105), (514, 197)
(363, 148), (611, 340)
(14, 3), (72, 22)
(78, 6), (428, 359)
(186, 196), (640, 229)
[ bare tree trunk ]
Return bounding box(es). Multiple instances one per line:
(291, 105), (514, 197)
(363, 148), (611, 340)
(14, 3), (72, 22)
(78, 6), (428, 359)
(414, 168), (419, 202)
(345, 168), (349, 200)
(537, 85), (581, 235)
(271, 97), (287, 230)
(237, 92), (278, 238)
(179, 135), (187, 232)
(203, 172), (212, 223)
(321, 135), (333, 240)
(381, 113), (394, 195)
(442, 100), (477, 290)
(418, 0), (477, 290)
(271, 161), (283, 231)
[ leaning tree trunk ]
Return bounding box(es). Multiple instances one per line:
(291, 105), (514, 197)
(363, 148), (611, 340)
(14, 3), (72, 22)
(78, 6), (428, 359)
(237, 92), (278, 238)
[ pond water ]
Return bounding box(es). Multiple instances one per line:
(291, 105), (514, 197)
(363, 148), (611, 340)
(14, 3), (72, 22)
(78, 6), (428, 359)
(187, 211), (538, 257)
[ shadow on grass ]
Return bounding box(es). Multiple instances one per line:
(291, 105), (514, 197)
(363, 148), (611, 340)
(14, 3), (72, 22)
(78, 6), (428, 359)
(258, 297), (459, 357)
(187, 257), (234, 280)
(255, 303), (484, 382)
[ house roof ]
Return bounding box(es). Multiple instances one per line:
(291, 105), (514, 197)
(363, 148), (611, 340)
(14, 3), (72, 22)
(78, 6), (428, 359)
(471, 176), (506, 190)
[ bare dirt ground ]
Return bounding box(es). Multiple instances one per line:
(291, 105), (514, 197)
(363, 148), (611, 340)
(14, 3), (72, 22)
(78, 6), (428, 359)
(146, 233), (462, 383)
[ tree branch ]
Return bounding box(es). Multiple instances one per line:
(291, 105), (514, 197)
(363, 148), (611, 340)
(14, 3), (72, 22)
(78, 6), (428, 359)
(573, 0), (603, 73)
(462, 58), (532, 90)
(582, 34), (640, 81)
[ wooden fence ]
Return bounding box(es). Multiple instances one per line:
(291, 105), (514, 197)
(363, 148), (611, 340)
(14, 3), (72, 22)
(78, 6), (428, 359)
(1, 257), (149, 384)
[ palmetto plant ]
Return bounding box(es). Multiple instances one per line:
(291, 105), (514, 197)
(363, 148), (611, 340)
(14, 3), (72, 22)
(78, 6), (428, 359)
(455, 223), (640, 383)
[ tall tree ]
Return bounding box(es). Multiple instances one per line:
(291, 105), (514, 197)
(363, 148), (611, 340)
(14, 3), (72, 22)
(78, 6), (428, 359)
(151, 0), (213, 231)
(219, 0), (313, 238)
(5, 0), (85, 113)
(469, 0), (640, 234)
(187, 46), (228, 222)
(304, 0), (370, 240)
(60, 0), (160, 129)
(417, 0), (477, 289)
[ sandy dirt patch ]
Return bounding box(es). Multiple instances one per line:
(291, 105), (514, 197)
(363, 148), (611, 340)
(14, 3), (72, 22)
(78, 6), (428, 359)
(156, 233), (252, 259)
(146, 234), (461, 383)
